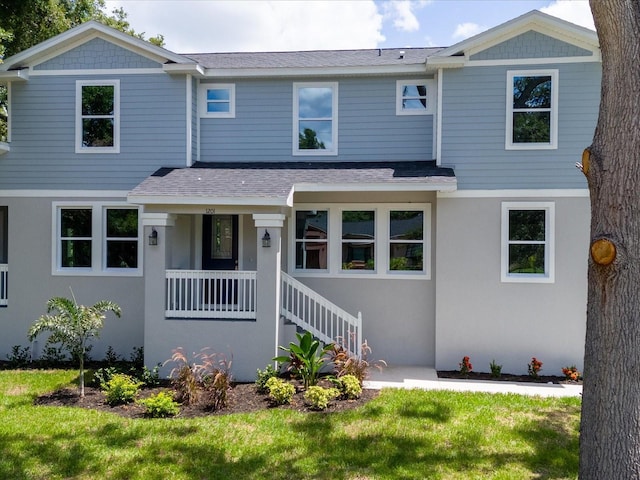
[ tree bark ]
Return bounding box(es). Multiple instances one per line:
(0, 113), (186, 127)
(580, 1), (640, 478)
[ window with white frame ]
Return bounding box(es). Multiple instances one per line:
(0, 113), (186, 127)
(295, 210), (328, 270)
(342, 210), (375, 271)
(291, 204), (430, 278)
(501, 202), (555, 283)
(76, 80), (120, 153)
(506, 70), (558, 150)
(293, 82), (338, 155)
(396, 80), (434, 115)
(55, 204), (140, 275)
(199, 84), (235, 118)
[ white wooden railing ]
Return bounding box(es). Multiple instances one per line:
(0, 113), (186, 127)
(0, 264), (6, 306)
(281, 271), (362, 357)
(166, 270), (256, 319)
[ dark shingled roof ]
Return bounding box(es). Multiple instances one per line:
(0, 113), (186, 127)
(183, 47), (443, 69)
(129, 161), (456, 205)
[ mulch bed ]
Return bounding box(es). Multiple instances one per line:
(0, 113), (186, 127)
(35, 379), (379, 419)
(438, 370), (582, 385)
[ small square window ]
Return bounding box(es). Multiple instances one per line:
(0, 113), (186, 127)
(396, 80), (434, 115)
(199, 84), (235, 118)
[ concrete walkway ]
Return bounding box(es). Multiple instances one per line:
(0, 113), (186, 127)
(364, 366), (582, 398)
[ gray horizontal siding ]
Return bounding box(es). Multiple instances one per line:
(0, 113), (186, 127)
(470, 31), (593, 61)
(3, 74), (187, 190)
(35, 38), (162, 70)
(199, 77), (434, 162)
(440, 62), (600, 189)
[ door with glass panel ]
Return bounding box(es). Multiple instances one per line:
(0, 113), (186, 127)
(202, 215), (238, 306)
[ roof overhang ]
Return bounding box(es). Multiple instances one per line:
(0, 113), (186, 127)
(0, 69), (29, 82)
(199, 64), (428, 79)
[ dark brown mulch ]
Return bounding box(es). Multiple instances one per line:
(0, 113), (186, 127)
(35, 379), (379, 419)
(437, 370), (582, 385)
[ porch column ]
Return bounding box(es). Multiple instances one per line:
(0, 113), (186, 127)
(253, 213), (286, 362)
(142, 213), (176, 368)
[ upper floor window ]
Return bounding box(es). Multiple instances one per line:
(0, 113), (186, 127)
(501, 202), (555, 283)
(293, 82), (338, 155)
(76, 80), (120, 153)
(506, 70), (558, 150)
(54, 203), (140, 276)
(396, 80), (434, 115)
(199, 84), (235, 118)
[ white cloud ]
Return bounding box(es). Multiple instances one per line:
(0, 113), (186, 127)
(540, 0), (595, 30)
(382, 0), (431, 33)
(452, 22), (486, 40)
(105, 0), (384, 53)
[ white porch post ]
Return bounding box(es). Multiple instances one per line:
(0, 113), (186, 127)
(253, 213), (286, 362)
(142, 213), (176, 368)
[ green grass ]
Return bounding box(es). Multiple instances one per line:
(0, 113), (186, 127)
(0, 370), (580, 479)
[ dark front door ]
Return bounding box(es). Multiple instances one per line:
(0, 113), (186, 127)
(202, 215), (239, 306)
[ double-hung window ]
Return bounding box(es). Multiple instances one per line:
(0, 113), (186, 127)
(501, 202), (555, 283)
(295, 210), (328, 270)
(76, 80), (120, 153)
(396, 80), (434, 115)
(293, 82), (338, 155)
(506, 70), (558, 149)
(199, 84), (235, 118)
(55, 203), (140, 275)
(342, 211), (375, 271)
(389, 210), (424, 271)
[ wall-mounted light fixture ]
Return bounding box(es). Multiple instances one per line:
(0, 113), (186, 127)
(262, 230), (271, 248)
(148, 228), (158, 246)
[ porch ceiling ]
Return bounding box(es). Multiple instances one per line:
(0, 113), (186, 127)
(127, 160), (456, 207)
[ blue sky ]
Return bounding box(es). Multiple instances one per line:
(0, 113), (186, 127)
(104, 0), (594, 53)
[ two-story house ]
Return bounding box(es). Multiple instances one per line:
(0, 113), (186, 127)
(0, 10), (599, 380)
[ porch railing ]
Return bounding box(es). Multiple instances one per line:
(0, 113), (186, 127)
(281, 271), (362, 357)
(166, 270), (256, 319)
(0, 264), (6, 306)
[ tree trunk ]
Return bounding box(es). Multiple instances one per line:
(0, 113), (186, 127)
(580, 1), (640, 478)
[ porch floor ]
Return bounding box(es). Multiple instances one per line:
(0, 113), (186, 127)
(364, 366), (582, 398)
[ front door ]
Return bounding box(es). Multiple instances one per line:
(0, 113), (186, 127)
(202, 215), (239, 306)
(202, 214), (238, 270)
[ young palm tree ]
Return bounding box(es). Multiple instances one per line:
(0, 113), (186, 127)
(28, 293), (121, 397)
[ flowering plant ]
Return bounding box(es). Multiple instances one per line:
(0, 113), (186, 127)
(528, 357), (543, 378)
(562, 365), (581, 381)
(459, 356), (473, 376)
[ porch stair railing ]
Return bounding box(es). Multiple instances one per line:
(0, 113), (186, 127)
(166, 270), (256, 319)
(0, 264), (6, 306)
(281, 271), (362, 357)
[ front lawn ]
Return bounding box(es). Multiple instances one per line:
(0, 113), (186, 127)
(0, 370), (580, 479)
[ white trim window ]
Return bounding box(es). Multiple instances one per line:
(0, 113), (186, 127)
(199, 83), (235, 118)
(291, 204), (431, 279)
(396, 80), (435, 115)
(295, 210), (328, 270)
(54, 203), (141, 275)
(506, 70), (558, 150)
(75, 80), (120, 153)
(293, 82), (338, 155)
(501, 202), (555, 283)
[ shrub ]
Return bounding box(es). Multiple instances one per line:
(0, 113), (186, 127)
(490, 359), (502, 378)
(138, 391), (180, 418)
(103, 373), (142, 406)
(528, 357), (543, 379)
(7, 345), (30, 367)
(327, 337), (385, 384)
(130, 346), (145, 367)
(256, 364), (279, 394)
(274, 331), (332, 389)
(91, 366), (119, 388)
(459, 356), (473, 376)
(103, 346), (121, 365)
(304, 386), (340, 410)
(200, 354), (232, 411)
(562, 365), (581, 381)
(337, 374), (362, 399)
(138, 364), (161, 387)
(265, 377), (295, 405)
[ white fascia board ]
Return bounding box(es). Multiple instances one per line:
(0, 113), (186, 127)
(163, 63), (205, 77)
(0, 189), (128, 198)
(437, 188), (588, 198)
(427, 57), (465, 68)
(127, 195), (289, 207)
(0, 70), (29, 81)
(292, 180), (457, 193)
(201, 64), (427, 79)
(2, 21), (191, 70)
